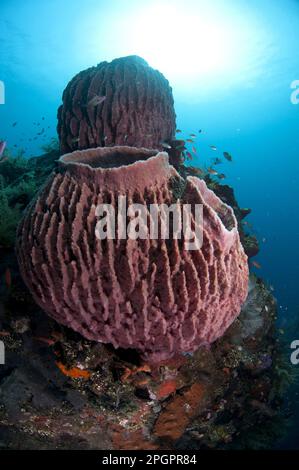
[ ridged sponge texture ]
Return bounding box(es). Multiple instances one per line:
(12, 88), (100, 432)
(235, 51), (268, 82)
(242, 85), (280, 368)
(16, 147), (248, 362)
(57, 55), (176, 153)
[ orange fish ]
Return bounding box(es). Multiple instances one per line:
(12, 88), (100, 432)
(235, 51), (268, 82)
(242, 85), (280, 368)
(4, 268), (12, 289)
(186, 138), (194, 143)
(56, 361), (91, 379)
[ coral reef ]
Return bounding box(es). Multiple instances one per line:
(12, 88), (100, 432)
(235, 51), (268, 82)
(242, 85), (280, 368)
(57, 56), (176, 153)
(0, 58), (290, 451)
(0, 270), (290, 450)
(0, 150), (58, 249)
(16, 147), (248, 361)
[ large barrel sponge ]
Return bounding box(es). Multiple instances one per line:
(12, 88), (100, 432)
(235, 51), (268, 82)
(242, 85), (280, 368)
(16, 147), (248, 362)
(57, 56), (176, 153)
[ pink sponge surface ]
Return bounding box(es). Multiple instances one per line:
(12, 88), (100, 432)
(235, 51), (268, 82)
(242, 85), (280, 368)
(16, 147), (248, 362)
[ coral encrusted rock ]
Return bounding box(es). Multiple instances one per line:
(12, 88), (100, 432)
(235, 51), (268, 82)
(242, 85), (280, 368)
(16, 146), (248, 362)
(57, 55), (176, 153)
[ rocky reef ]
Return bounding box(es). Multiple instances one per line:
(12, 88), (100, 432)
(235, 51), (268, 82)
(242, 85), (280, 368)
(0, 266), (291, 449)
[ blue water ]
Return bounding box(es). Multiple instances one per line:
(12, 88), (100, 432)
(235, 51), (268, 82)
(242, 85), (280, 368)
(1, 0), (299, 447)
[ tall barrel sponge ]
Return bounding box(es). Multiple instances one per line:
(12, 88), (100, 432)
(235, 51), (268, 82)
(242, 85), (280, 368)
(16, 147), (248, 362)
(57, 56), (176, 153)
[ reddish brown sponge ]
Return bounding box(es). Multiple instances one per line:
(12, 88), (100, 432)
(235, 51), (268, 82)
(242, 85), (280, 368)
(57, 56), (176, 153)
(16, 147), (248, 362)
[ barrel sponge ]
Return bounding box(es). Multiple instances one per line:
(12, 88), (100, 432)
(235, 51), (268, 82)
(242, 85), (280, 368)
(57, 55), (176, 153)
(16, 147), (248, 362)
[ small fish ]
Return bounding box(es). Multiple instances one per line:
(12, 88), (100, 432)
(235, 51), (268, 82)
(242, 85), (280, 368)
(161, 142), (171, 149)
(5, 268), (12, 289)
(175, 144), (186, 151)
(86, 95), (106, 107)
(42, 117), (45, 120)
(71, 137), (80, 143)
(33, 336), (56, 346)
(0, 331), (10, 337)
(12, 122), (17, 127)
(251, 260), (262, 269)
(186, 151), (193, 160)
(217, 173), (226, 180)
(192, 146), (197, 154)
(189, 133), (196, 137)
(223, 151), (233, 162)
(176, 129), (182, 133)
(0, 140), (6, 157)
(207, 167), (218, 175)
(186, 138), (194, 143)
(213, 157), (222, 165)
(192, 167), (203, 176)
(243, 220), (253, 229)
(198, 129), (203, 134)
(210, 145), (217, 151)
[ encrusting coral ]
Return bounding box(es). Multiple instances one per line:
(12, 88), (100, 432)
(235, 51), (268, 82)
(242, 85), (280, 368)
(16, 146), (248, 362)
